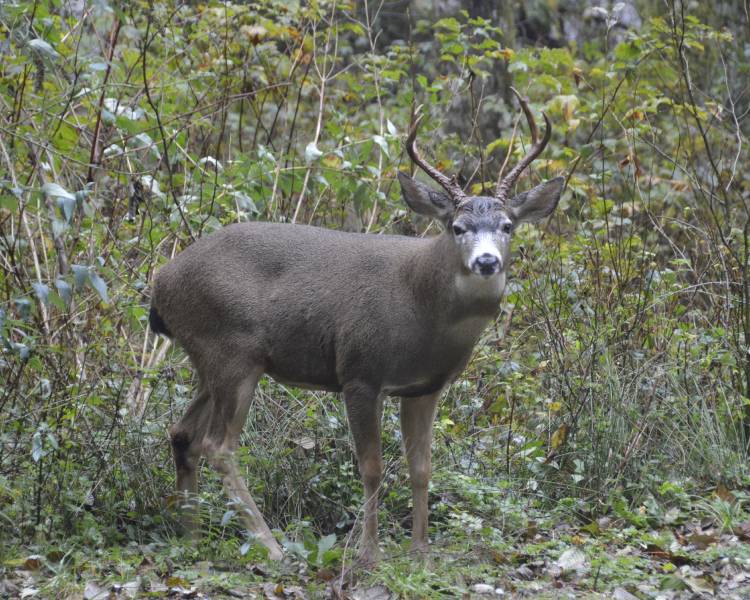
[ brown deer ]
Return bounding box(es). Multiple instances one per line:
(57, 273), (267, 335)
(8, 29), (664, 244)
(149, 89), (562, 565)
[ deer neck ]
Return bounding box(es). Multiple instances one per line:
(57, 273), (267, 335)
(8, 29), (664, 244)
(410, 232), (505, 319)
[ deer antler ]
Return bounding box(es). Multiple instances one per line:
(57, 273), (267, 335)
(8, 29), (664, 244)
(406, 106), (466, 202)
(495, 87), (552, 200)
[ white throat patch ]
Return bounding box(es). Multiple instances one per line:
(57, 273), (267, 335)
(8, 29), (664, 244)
(454, 271), (506, 299)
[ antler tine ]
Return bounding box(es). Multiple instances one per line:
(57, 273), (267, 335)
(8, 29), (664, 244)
(495, 87), (552, 199)
(406, 108), (466, 201)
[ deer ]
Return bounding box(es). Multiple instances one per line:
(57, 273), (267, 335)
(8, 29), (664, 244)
(148, 88), (563, 565)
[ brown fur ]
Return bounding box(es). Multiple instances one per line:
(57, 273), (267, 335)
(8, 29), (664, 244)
(150, 173), (562, 564)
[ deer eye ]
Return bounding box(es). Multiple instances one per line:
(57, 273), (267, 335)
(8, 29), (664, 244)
(452, 224), (466, 236)
(501, 222), (513, 234)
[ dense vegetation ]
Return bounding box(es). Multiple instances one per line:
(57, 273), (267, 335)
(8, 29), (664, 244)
(1, 0), (749, 597)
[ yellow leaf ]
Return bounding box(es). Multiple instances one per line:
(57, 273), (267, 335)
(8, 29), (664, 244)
(551, 423), (568, 449)
(321, 154), (341, 168)
(715, 484), (735, 503)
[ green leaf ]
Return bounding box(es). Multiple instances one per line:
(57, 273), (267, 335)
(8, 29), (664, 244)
(132, 133), (161, 160)
(71, 265), (89, 290)
(27, 38), (59, 60)
(317, 533), (336, 556)
(372, 135), (389, 158)
(13, 342), (30, 361)
(434, 17), (461, 33)
(234, 191), (257, 214)
(89, 270), (109, 304)
(32, 431), (44, 462)
(32, 283), (49, 306)
(57, 196), (76, 222)
(52, 218), (69, 238)
(614, 41), (642, 61)
(284, 540), (308, 559)
(0, 195), (18, 211)
(42, 182), (75, 201)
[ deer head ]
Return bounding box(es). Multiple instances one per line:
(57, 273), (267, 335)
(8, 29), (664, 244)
(398, 88), (563, 278)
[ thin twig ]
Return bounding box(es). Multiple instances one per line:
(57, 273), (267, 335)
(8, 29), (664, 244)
(86, 17), (121, 183)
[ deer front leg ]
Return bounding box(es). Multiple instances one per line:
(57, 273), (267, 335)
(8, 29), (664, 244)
(343, 382), (384, 567)
(400, 392), (441, 555)
(203, 369), (284, 561)
(205, 443), (283, 560)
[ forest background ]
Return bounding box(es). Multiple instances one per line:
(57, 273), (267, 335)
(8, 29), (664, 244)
(2, 0), (750, 597)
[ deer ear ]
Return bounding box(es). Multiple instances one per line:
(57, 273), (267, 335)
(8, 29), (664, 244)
(509, 177), (564, 224)
(398, 171), (454, 225)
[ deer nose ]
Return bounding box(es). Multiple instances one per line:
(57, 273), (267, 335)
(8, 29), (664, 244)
(474, 253), (501, 276)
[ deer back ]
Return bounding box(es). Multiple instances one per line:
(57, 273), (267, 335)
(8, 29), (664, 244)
(151, 221), (494, 396)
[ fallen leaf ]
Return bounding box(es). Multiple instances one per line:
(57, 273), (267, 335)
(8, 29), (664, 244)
(83, 581), (108, 600)
(137, 555), (154, 574)
(168, 586), (198, 598)
(45, 549), (64, 562)
(659, 574), (690, 591)
(688, 532), (719, 549)
(352, 585), (391, 600)
(115, 580), (139, 599)
(470, 583), (495, 594)
(612, 587), (639, 600)
(293, 436), (315, 450)
(715, 484), (735, 503)
(514, 565), (534, 580)
(580, 521), (600, 536)
(316, 568), (336, 582)
(683, 575), (715, 596)
(556, 548), (589, 576)
(663, 507), (681, 524)
(644, 543), (692, 566)
(166, 576), (192, 588)
(23, 556), (42, 571)
(263, 582), (284, 599)
(0, 579), (20, 597)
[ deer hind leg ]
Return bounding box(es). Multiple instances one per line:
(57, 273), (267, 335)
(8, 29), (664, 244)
(343, 382), (384, 566)
(202, 367), (283, 561)
(170, 379), (211, 537)
(400, 392), (441, 555)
